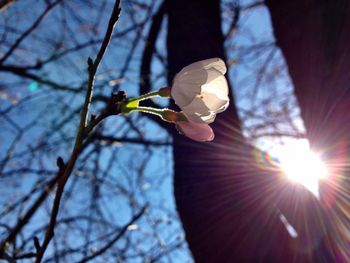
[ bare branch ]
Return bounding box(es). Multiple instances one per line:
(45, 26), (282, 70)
(0, 0), (17, 12)
(0, 0), (62, 64)
(76, 206), (147, 263)
(93, 134), (172, 147)
(139, 1), (172, 131)
(0, 175), (60, 256)
(34, 1), (122, 262)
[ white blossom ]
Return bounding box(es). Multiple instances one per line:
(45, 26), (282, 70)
(171, 57), (229, 124)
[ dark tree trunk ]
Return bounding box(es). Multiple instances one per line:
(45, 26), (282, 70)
(266, 0), (350, 261)
(166, 1), (297, 262)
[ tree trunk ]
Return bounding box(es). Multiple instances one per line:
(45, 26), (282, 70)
(266, 0), (350, 261)
(167, 1), (294, 261)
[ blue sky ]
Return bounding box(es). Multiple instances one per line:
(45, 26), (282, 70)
(0, 1), (310, 261)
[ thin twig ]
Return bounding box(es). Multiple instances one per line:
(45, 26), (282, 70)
(93, 134), (172, 147)
(0, 0), (17, 12)
(34, 1), (122, 262)
(241, 0), (264, 11)
(0, 64), (81, 92)
(0, 0), (62, 64)
(224, 1), (240, 40)
(139, 1), (170, 131)
(0, 173), (61, 253)
(76, 206), (147, 263)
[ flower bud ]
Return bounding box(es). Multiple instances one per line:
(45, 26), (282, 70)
(161, 109), (178, 122)
(171, 57), (229, 124)
(158, 87), (172, 98)
(176, 119), (214, 142)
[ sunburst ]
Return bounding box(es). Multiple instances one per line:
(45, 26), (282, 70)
(270, 139), (328, 196)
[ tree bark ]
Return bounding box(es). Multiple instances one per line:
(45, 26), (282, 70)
(167, 1), (296, 262)
(266, 0), (350, 261)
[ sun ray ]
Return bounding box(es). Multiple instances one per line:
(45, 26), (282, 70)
(268, 139), (328, 196)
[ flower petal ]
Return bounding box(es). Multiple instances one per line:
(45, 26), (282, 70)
(185, 111), (216, 124)
(201, 74), (229, 101)
(181, 92), (229, 123)
(171, 69), (207, 108)
(170, 58), (229, 128)
(180, 58), (226, 75)
(171, 58), (228, 109)
(176, 120), (214, 141)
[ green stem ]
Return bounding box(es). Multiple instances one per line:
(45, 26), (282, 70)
(128, 106), (164, 117)
(128, 90), (160, 102)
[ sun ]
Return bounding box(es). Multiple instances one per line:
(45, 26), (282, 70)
(269, 139), (328, 196)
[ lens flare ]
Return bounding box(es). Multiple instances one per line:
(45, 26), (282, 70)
(271, 139), (328, 196)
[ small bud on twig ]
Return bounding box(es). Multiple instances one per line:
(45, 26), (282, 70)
(158, 87), (171, 98)
(56, 157), (65, 172)
(87, 57), (93, 67)
(34, 237), (41, 253)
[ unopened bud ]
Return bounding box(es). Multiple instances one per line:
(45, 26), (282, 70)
(162, 109), (178, 123)
(158, 87), (171, 98)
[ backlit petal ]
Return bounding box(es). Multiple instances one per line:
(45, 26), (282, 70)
(180, 57), (226, 75)
(170, 57), (229, 127)
(176, 120), (214, 141)
(201, 74), (229, 100)
(181, 92), (229, 123)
